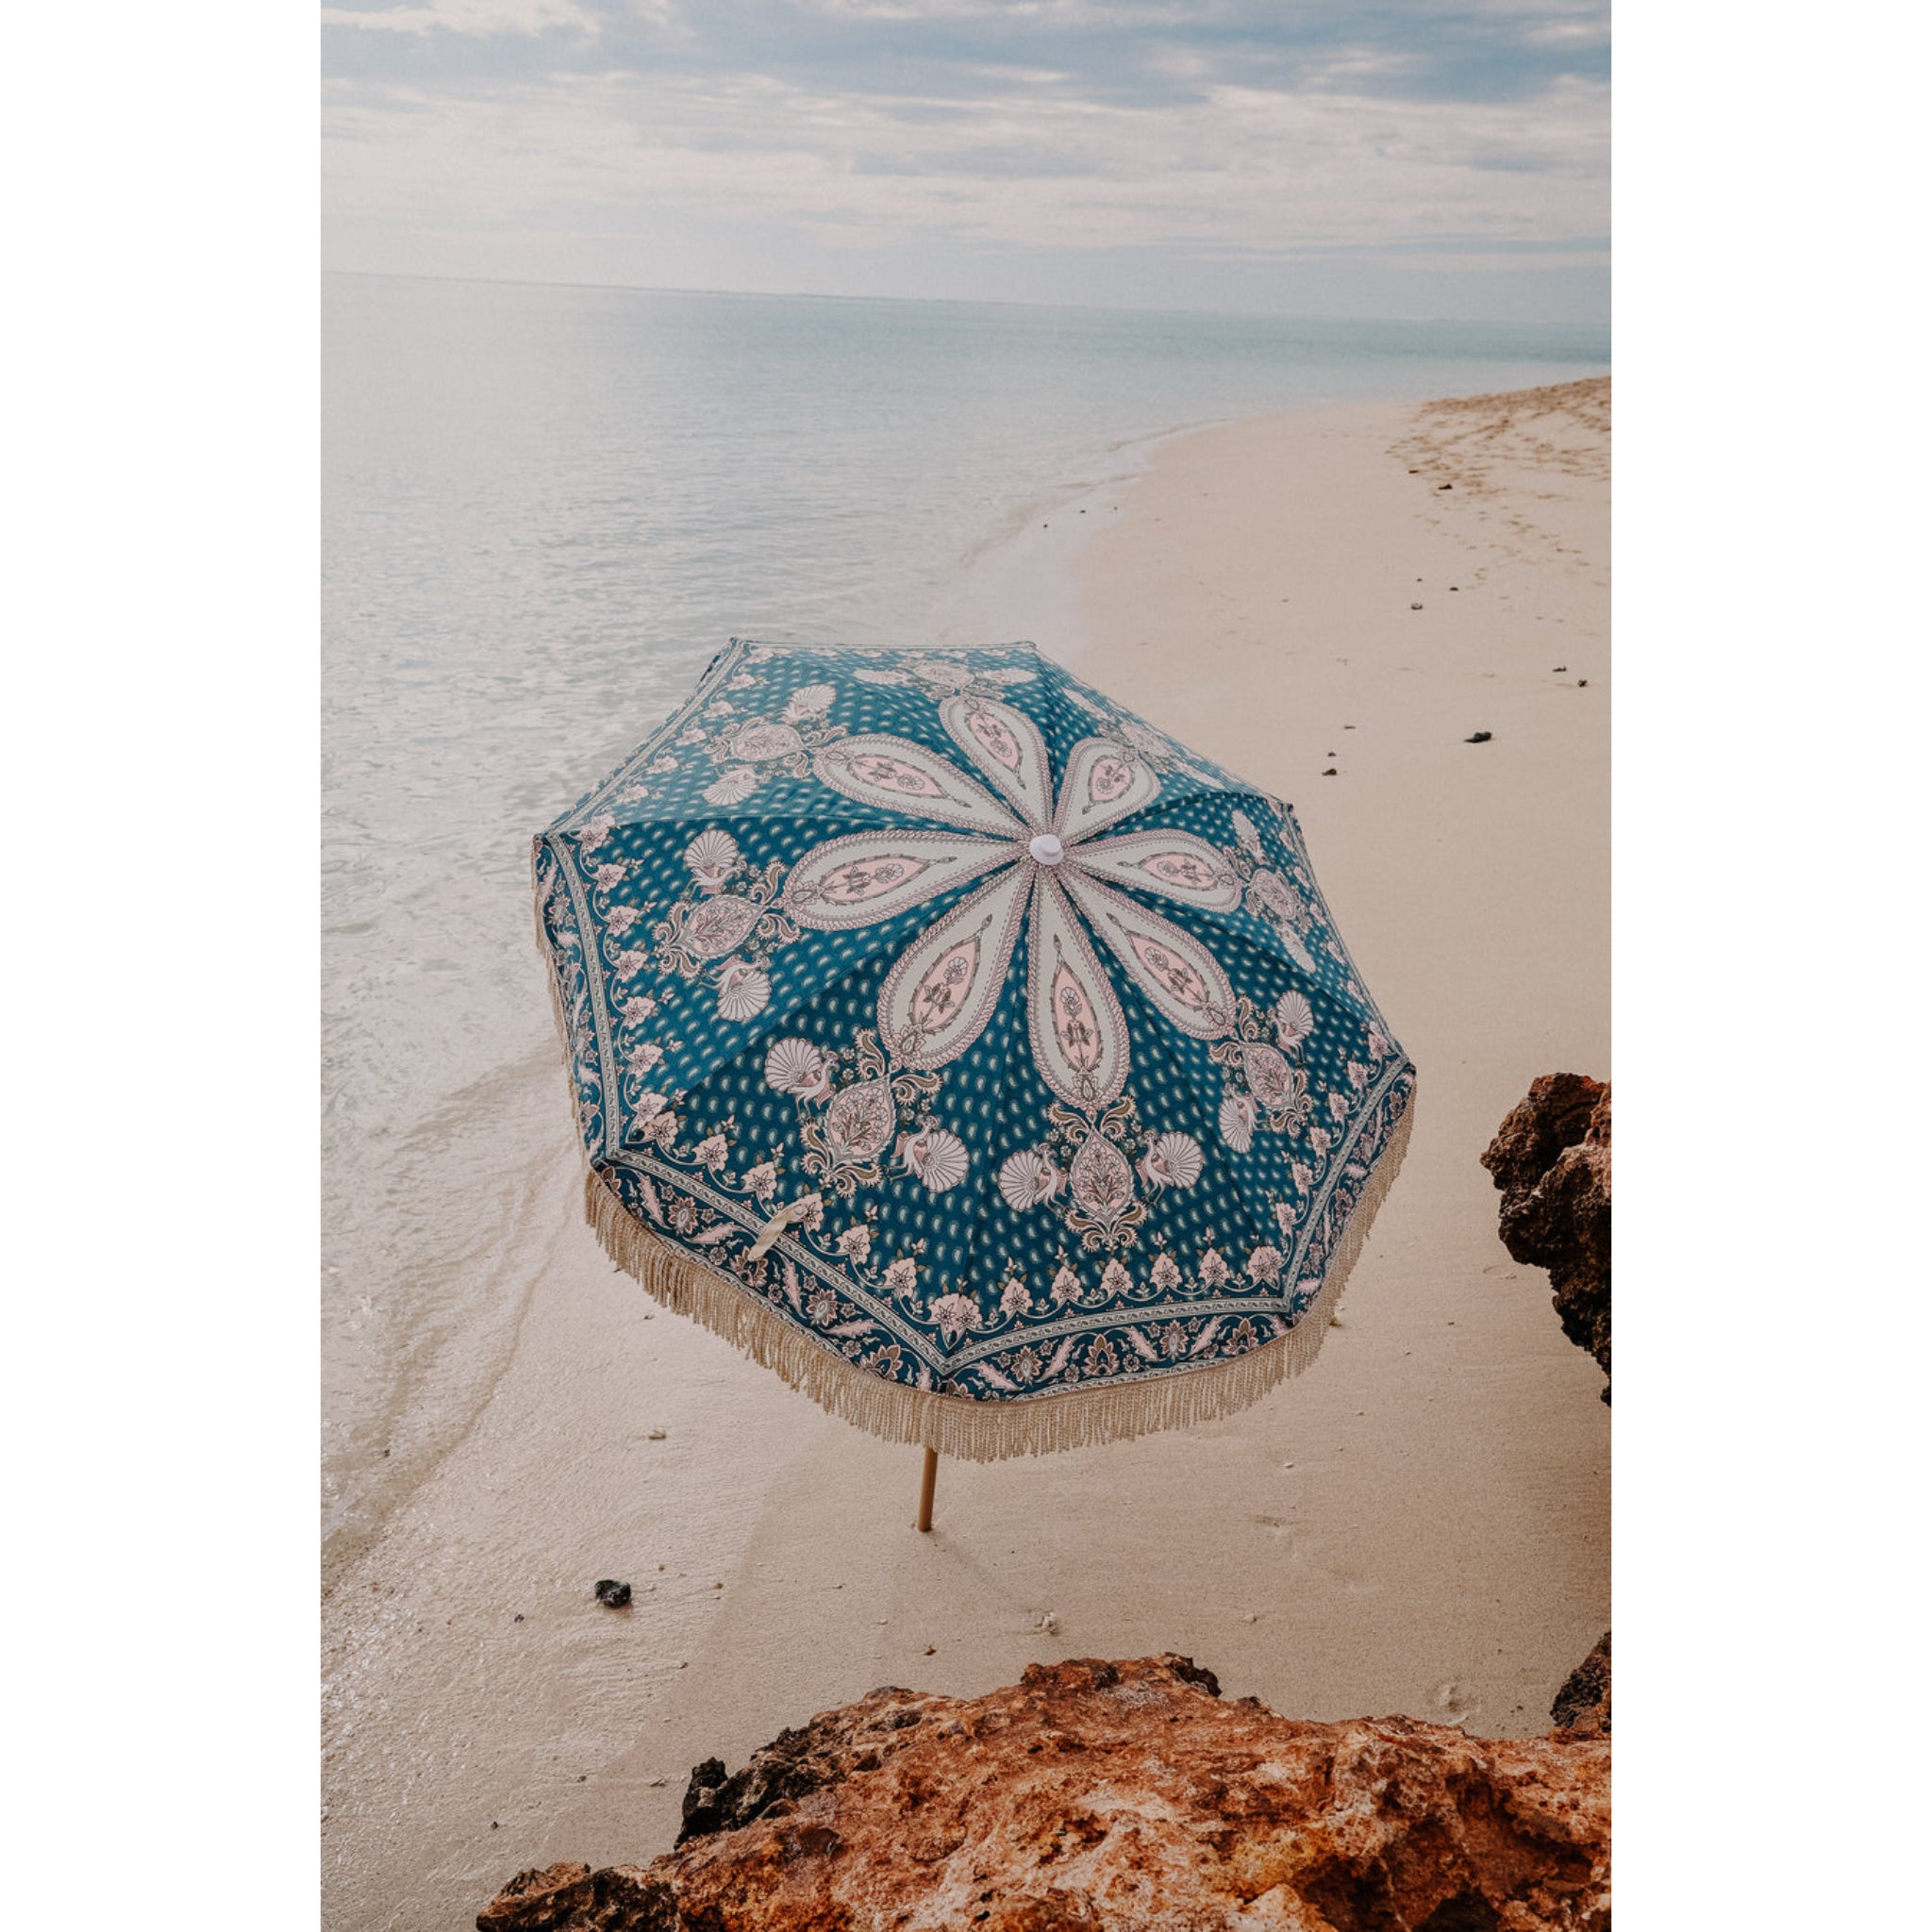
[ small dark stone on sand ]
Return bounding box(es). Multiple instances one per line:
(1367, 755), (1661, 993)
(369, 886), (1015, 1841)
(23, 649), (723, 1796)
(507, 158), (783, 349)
(594, 1579), (633, 1607)
(514, 1613), (525, 1624)
(1450, 586), (1459, 591)
(1409, 602), (1423, 610)
(1321, 767), (1338, 776)
(1465, 731), (1493, 743)
(1553, 665), (1567, 672)
(1437, 482), (1453, 491)
(1577, 679), (1589, 688)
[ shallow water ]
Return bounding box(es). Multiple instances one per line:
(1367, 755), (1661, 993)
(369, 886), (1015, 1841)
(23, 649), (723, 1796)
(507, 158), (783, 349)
(320, 273), (1607, 1581)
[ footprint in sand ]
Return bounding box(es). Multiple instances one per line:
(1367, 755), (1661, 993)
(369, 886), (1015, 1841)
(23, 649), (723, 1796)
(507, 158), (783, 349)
(1433, 1680), (1479, 1726)
(1248, 1513), (1309, 1563)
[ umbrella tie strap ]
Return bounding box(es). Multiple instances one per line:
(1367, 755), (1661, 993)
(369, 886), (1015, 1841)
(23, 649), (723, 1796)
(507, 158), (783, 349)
(746, 1193), (821, 1260)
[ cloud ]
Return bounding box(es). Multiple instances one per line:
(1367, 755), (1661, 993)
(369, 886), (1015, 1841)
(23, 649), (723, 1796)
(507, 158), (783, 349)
(321, 0), (599, 35)
(324, 1), (1609, 105)
(322, 1), (1608, 318)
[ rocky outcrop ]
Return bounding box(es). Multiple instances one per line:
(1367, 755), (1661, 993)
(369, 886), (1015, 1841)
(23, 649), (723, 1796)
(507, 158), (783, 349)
(1481, 1079), (1612, 1754)
(1550, 1633), (1610, 1740)
(1481, 1074), (1611, 1401)
(479, 1656), (1609, 1931)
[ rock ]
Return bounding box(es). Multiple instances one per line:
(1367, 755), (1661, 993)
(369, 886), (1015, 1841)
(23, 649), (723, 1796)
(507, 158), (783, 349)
(1551, 1632), (1611, 1740)
(679, 1757), (733, 1840)
(478, 1656), (1608, 1930)
(476, 1862), (674, 1929)
(593, 1579), (633, 1607)
(1464, 731), (1492, 743)
(1482, 1084), (1611, 1772)
(1481, 1075), (1610, 1402)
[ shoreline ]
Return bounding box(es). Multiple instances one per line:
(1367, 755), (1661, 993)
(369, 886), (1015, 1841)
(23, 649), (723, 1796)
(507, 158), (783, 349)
(323, 379), (1609, 1932)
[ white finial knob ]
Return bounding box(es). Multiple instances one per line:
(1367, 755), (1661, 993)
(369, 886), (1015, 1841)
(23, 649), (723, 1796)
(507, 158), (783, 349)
(1028, 833), (1065, 866)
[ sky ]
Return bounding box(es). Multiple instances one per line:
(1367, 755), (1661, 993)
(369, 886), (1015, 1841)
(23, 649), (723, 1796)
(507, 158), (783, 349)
(321, 1), (1609, 325)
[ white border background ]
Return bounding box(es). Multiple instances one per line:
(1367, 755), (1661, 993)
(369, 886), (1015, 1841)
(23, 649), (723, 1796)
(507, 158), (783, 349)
(6, 3), (1926, 1924)
(5, 2), (319, 1919)
(1616, 2), (1926, 1918)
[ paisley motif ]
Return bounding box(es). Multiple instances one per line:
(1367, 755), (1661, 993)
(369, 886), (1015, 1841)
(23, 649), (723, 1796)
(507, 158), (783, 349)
(816, 854), (931, 906)
(941, 694), (1055, 826)
(812, 733), (1022, 835)
(785, 830), (1010, 931)
(729, 722), (805, 762)
(1070, 1133), (1136, 1230)
(685, 893), (761, 959)
(1062, 874), (1237, 1040)
(846, 752), (943, 796)
(1027, 874), (1128, 1110)
(795, 705), (1245, 1107)
(969, 708), (1020, 768)
(1069, 828), (1242, 912)
(1246, 869), (1297, 921)
(1241, 1041), (1300, 1112)
(1055, 738), (1160, 842)
(824, 1079), (896, 1164)
(878, 866), (1030, 1070)
(913, 937), (981, 1025)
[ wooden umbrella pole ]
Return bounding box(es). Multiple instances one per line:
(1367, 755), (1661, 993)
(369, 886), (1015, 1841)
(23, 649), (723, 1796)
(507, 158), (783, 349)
(915, 1445), (939, 1532)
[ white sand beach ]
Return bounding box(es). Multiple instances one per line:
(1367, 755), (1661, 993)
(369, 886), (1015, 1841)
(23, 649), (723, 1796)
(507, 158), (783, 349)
(322, 379), (1609, 1932)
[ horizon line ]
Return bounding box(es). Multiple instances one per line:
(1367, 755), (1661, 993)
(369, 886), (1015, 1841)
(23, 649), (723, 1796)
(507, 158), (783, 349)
(320, 266), (1612, 339)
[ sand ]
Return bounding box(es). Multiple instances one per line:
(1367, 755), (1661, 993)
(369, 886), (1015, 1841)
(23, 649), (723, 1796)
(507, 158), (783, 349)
(321, 379), (1610, 1931)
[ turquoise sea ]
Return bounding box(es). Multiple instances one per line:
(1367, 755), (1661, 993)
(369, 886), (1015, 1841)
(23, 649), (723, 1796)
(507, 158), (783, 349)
(321, 272), (1607, 1576)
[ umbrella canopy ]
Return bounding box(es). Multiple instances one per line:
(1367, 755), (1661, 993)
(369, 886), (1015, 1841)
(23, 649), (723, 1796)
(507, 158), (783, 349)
(534, 641), (1415, 1460)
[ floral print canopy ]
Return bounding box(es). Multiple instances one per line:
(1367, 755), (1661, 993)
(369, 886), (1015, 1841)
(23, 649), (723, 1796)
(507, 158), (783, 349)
(535, 641), (1416, 1460)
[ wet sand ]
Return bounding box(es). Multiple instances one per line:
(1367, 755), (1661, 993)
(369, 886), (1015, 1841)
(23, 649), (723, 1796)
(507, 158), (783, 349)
(322, 379), (1610, 1931)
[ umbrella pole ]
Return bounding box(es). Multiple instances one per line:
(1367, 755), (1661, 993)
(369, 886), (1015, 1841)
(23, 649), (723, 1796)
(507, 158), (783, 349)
(915, 1446), (939, 1532)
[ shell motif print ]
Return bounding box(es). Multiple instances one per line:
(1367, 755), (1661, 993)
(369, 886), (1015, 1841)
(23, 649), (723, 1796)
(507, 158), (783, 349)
(781, 695), (1247, 1113)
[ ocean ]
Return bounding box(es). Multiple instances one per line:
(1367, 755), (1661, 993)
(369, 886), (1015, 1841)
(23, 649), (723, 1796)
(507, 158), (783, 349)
(321, 271), (1607, 1582)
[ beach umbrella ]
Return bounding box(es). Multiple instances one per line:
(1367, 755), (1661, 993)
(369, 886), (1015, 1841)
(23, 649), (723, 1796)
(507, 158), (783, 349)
(534, 641), (1415, 1527)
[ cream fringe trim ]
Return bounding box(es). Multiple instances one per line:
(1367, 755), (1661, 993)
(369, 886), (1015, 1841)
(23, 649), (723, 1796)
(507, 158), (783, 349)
(582, 1089), (1415, 1462)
